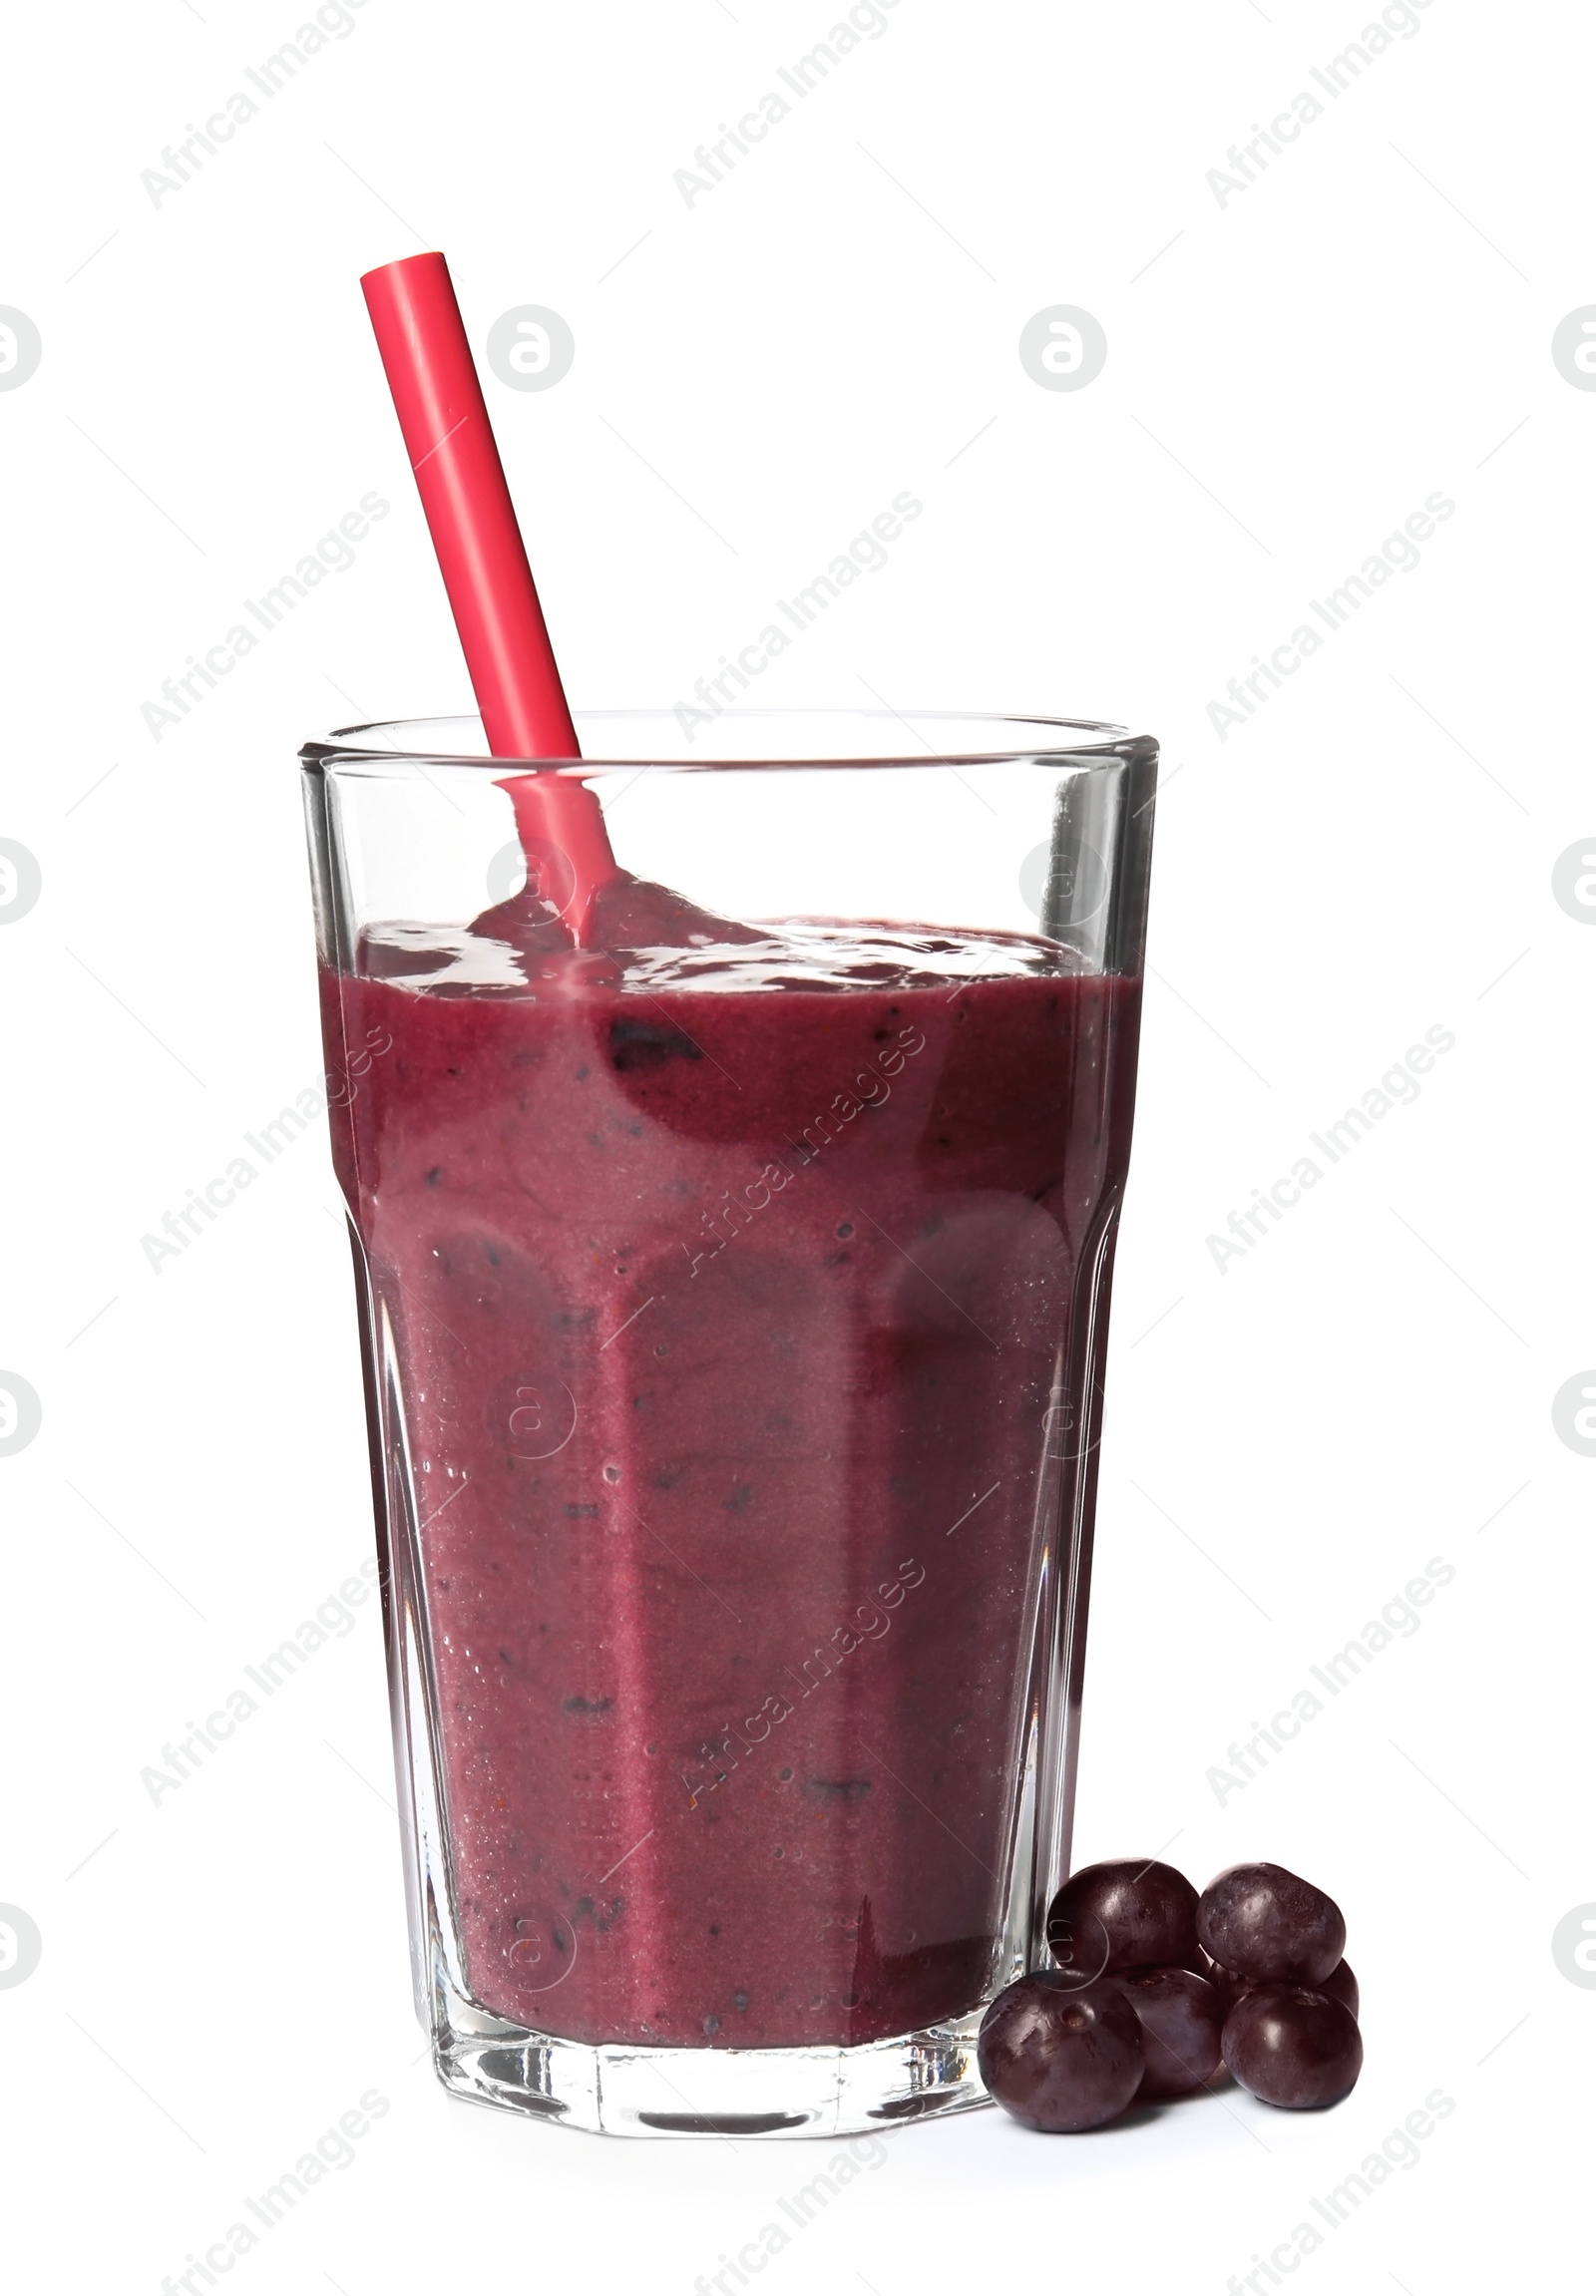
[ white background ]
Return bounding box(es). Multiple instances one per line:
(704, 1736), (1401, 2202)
(0, 0), (1588, 2288)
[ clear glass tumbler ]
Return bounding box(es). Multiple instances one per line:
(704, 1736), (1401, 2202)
(300, 709), (1157, 2136)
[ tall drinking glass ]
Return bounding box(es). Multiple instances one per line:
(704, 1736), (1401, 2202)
(300, 709), (1156, 2136)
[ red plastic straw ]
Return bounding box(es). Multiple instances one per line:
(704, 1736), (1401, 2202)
(360, 251), (618, 936)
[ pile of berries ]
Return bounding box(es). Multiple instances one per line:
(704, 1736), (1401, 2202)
(978, 1858), (1362, 2132)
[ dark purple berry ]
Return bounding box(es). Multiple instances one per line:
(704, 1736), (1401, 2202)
(978, 1973), (1144, 2131)
(1319, 1959), (1359, 2021)
(1223, 1985), (1363, 2108)
(1047, 1859), (1199, 1976)
(1209, 1952), (1358, 2023)
(1041, 1901), (1111, 1992)
(1115, 1966), (1223, 2099)
(1199, 1951), (1250, 2013)
(1197, 1862), (1346, 1986)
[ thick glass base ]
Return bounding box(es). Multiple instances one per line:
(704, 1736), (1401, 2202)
(430, 1966), (995, 2138)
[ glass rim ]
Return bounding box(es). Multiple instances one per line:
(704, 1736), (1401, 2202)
(299, 706), (1157, 773)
